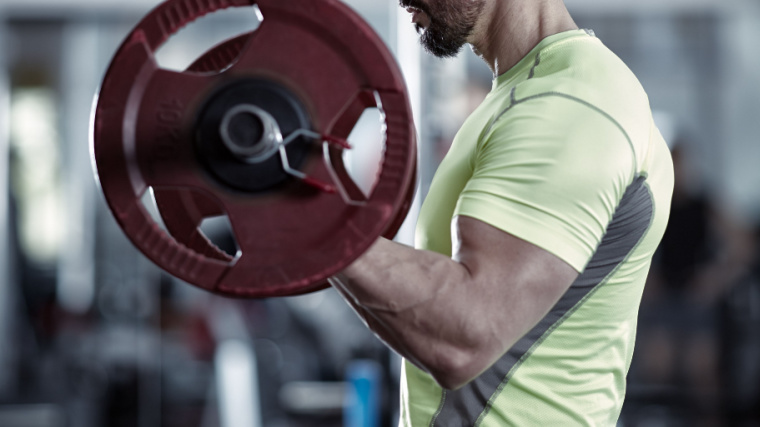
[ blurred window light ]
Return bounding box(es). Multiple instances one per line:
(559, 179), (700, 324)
(9, 86), (65, 266)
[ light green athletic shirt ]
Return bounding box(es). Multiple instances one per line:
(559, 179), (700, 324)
(400, 30), (674, 426)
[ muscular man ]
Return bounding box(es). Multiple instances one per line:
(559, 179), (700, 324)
(330, 0), (674, 424)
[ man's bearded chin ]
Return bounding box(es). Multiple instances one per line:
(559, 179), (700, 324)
(416, 1), (483, 58)
(420, 20), (471, 58)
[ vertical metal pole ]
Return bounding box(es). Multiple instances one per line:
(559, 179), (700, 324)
(57, 21), (99, 314)
(0, 16), (17, 397)
(392, 4), (423, 247)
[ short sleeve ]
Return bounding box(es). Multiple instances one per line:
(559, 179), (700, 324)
(454, 96), (636, 272)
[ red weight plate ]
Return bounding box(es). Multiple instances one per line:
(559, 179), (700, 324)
(153, 34), (416, 294)
(92, 0), (416, 298)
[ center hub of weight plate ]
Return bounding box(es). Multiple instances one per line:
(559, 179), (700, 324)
(195, 79), (312, 193)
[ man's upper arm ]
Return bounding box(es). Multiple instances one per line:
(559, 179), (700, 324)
(451, 215), (578, 358)
(454, 96), (636, 272)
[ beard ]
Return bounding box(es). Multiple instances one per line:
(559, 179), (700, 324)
(402, 0), (485, 58)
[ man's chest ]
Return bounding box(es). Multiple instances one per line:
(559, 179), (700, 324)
(414, 112), (495, 255)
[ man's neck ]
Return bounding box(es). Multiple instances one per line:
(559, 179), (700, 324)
(470, 0), (578, 78)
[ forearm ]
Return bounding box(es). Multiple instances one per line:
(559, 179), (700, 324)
(331, 239), (508, 389)
(328, 277), (428, 370)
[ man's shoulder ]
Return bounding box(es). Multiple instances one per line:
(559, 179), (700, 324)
(517, 36), (642, 102)
(503, 35), (653, 161)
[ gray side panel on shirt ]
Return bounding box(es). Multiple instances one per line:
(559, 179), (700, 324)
(431, 175), (654, 426)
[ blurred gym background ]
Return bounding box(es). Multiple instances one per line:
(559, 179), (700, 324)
(1, 0), (759, 426)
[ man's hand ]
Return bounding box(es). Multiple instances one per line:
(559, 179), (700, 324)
(330, 215), (579, 390)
